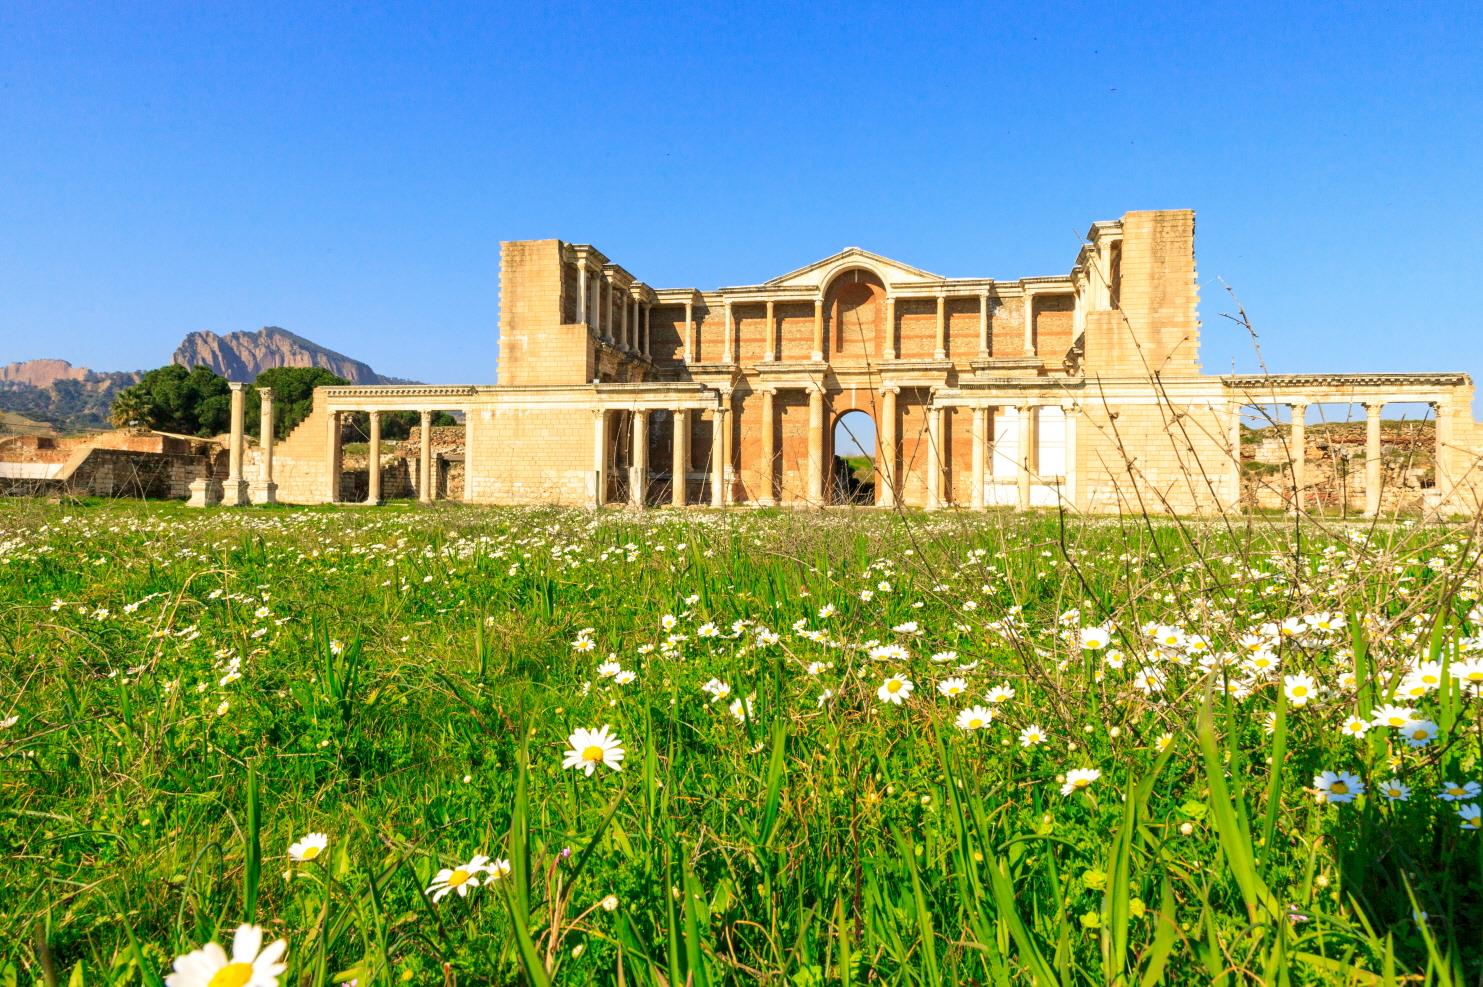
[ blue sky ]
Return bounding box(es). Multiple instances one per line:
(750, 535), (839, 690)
(3, 2), (1480, 418)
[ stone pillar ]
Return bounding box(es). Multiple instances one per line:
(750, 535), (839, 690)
(605, 279), (615, 344)
(1433, 401), (1449, 505)
(884, 295), (896, 360)
(978, 291), (990, 357)
(764, 300), (776, 362)
(879, 387), (898, 508)
(366, 410), (382, 505)
(671, 409), (689, 507)
(325, 411), (342, 503)
(1364, 401), (1383, 517)
(710, 404), (730, 507)
(807, 386), (825, 504)
(1229, 402), (1243, 512)
(619, 293), (629, 349)
(629, 410), (648, 508)
(723, 300), (734, 364)
(643, 303), (652, 357)
(970, 405), (986, 509)
(222, 381), (250, 505)
(1017, 405), (1033, 509)
(934, 293), (947, 360)
(1023, 292), (1035, 355)
(592, 409), (608, 508)
(683, 299), (695, 364)
(578, 265), (588, 326)
(812, 298), (824, 363)
(418, 410), (434, 504)
(759, 387), (776, 505)
(1062, 402), (1079, 509)
(254, 387), (277, 504)
(1289, 401), (1307, 512)
(925, 402), (942, 510)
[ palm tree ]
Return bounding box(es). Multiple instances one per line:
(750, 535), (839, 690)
(109, 389), (155, 431)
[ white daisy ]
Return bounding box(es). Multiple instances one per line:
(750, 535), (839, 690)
(561, 725), (625, 776)
(164, 924), (287, 987)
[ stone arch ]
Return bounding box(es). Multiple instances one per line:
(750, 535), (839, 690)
(829, 405), (878, 505)
(823, 267), (886, 364)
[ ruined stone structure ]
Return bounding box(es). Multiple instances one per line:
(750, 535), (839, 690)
(216, 210), (1483, 516)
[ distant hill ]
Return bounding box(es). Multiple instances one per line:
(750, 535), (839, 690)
(173, 327), (409, 385)
(2, 327), (409, 433)
(0, 361), (142, 433)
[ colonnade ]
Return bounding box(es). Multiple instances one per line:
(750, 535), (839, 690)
(324, 408), (441, 504)
(1234, 397), (1453, 516)
(576, 261), (654, 358)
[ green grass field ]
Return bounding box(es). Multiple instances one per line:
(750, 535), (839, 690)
(2, 498), (1481, 985)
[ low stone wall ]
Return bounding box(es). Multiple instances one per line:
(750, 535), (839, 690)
(0, 446), (224, 499)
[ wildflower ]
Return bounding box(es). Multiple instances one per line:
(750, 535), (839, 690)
(288, 832), (328, 863)
(426, 855), (497, 902)
(1339, 716), (1369, 739)
(728, 695), (755, 722)
(165, 924), (286, 987)
(601, 894), (620, 912)
(1460, 804), (1482, 830)
(985, 684), (1016, 704)
(869, 643), (908, 662)
(930, 650), (959, 663)
(1283, 673), (1317, 706)
(661, 614), (677, 631)
(562, 725), (625, 776)
(1377, 778), (1410, 801)
(818, 604), (837, 619)
(936, 677), (968, 698)
(613, 670), (636, 685)
(701, 678), (732, 702)
(596, 661), (621, 679)
(878, 674), (914, 705)
(1080, 626), (1111, 651)
(1312, 770), (1364, 804)
(1061, 768), (1101, 796)
(1155, 732), (1174, 752)
(1019, 724), (1047, 748)
(1369, 703), (1416, 729)
(1438, 780), (1481, 803)
(1399, 718), (1439, 748)
(955, 706), (994, 731)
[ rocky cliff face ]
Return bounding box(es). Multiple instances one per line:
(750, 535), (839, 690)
(0, 362), (143, 433)
(172, 327), (405, 385)
(0, 359), (94, 387)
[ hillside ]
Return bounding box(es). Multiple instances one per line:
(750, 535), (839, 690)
(173, 327), (407, 385)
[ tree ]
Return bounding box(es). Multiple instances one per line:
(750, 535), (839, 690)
(108, 364), (232, 437)
(108, 389), (156, 430)
(247, 367), (349, 439)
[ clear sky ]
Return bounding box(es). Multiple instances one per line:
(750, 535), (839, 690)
(3, 2), (1480, 417)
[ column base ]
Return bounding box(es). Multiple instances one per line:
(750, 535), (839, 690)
(220, 479), (251, 506)
(186, 478), (222, 508)
(253, 481), (278, 505)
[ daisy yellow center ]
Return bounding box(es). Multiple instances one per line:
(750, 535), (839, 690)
(968, 718), (983, 728)
(1329, 781), (1348, 795)
(1467, 818), (1481, 828)
(447, 868), (471, 888)
(1386, 787), (1401, 796)
(1073, 778), (1091, 788)
(300, 845), (322, 860)
(1292, 686), (1308, 695)
(1467, 671), (1483, 681)
(1411, 728), (1429, 740)
(887, 681), (902, 693)
(582, 744), (606, 762)
(1448, 786), (1466, 796)
(207, 963), (255, 987)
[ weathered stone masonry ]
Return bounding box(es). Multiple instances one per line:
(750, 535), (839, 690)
(238, 209), (1483, 516)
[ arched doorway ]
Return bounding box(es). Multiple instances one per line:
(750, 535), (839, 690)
(831, 409), (877, 504)
(826, 269), (886, 363)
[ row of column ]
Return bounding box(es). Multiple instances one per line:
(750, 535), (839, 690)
(219, 381), (276, 506)
(577, 264), (653, 358)
(325, 409), (436, 505)
(589, 392), (1075, 511)
(688, 288), (1036, 366)
(1252, 400), (1450, 517)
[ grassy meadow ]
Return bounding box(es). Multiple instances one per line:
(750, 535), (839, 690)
(2, 497), (1482, 985)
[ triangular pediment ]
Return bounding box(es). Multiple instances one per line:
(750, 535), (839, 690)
(762, 247), (945, 289)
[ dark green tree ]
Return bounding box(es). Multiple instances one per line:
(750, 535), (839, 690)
(108, 364), (232, 437)
(246, 367), (349, 439)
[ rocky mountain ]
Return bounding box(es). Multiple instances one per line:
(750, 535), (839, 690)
(173, 327), (407, 385)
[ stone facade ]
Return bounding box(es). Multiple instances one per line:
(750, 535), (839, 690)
(220, 209), (1483, 516)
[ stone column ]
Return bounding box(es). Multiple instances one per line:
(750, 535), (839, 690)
(254, 387), (277, 504)
(925, 402), (942, 510)
(934, 293), (947, 360)
(578, 265), (589, 326)
(971, 405), (986, 509)
(1364, 401), (1383, 517)
(643, 302), (652, 357)
(879, 386), (898, 508)
(619, 293), (629, 349)
(1062, 402), (1079, 509)
(592, 409), (608, 508)
(325, 411), (342, 503)
(683, 299), (695, 364)
(710, 404), (730, 507)
(222, 381), (250, 505)
(1289, 401), (1307, 512)
(418, 410), (434, 503)
(759, 387), (776, 505)
(1017, 405), (1033, 509)
(671, 409), (689, 507)
(884, 295), (896, 360)
(1229, 402), (1243, 512)
(978, 291), (990, 357)
(812, 298), (824, 362)
(807, 386), (825, 504)
(1023, 292), (1035, 355)
(1432, 401), (1449, 505)
(605, 279), (615, 344)
(764, 300), (776, 362)
(366, 411), (382, 505)
(722, 300), (734, 364)
(629, 410), (648, 508)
